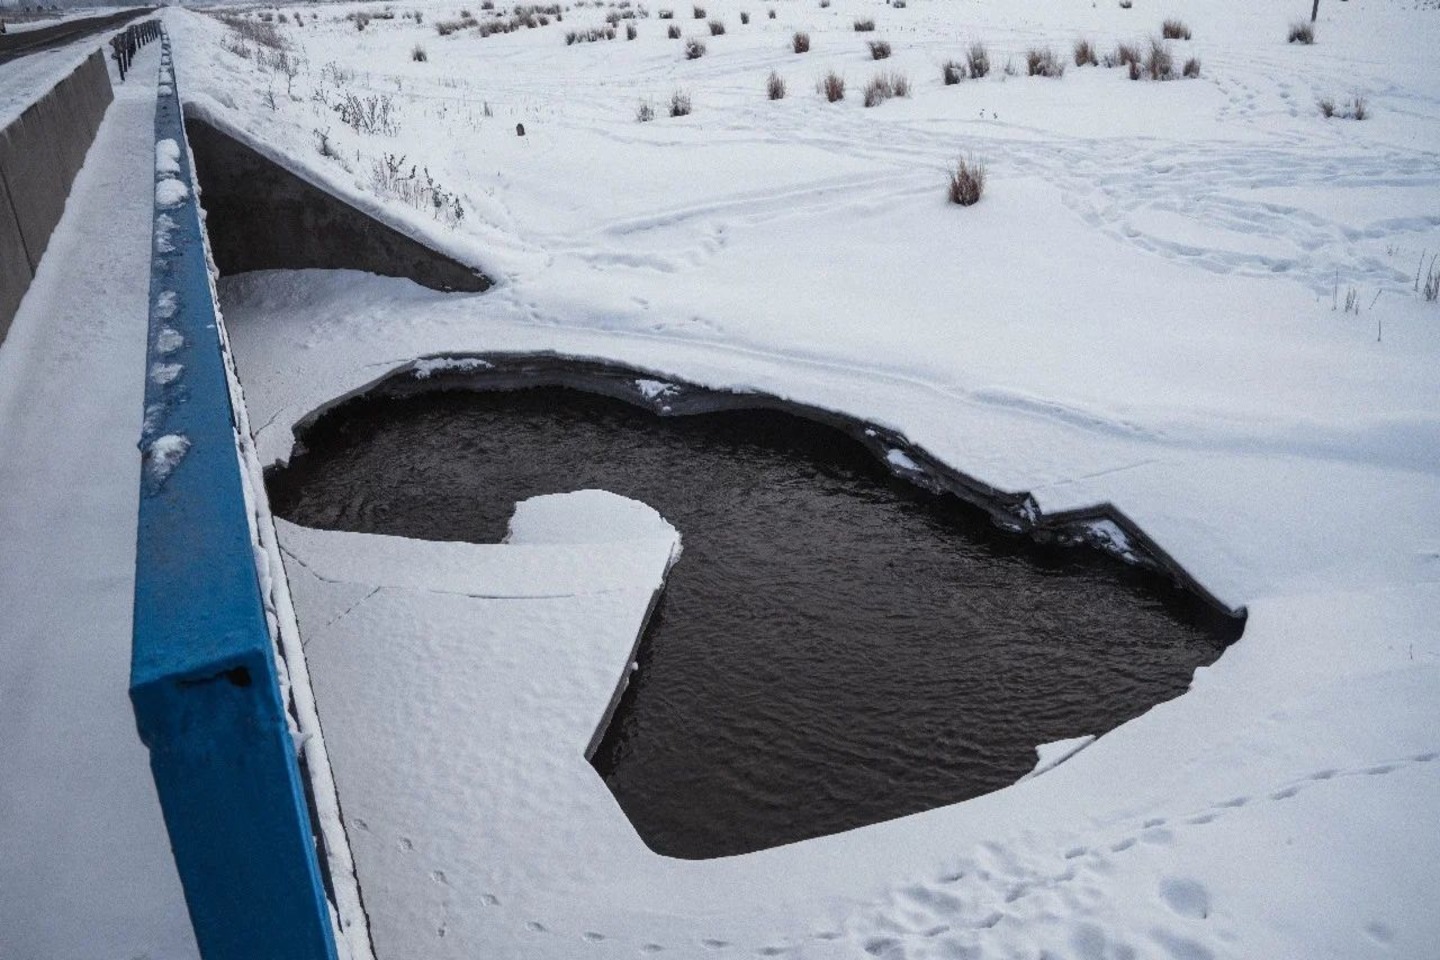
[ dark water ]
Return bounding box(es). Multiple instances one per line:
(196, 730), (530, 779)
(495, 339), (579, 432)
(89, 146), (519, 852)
(268, 386), (1239, 859)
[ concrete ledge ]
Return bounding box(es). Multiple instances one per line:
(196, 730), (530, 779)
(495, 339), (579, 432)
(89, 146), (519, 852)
(130, 37), (339, 960)
(185, 116), (490, 293)
(0, 49), (113, 344)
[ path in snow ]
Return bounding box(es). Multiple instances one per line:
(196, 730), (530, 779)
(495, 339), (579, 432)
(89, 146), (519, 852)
(0, 42), (198, 960)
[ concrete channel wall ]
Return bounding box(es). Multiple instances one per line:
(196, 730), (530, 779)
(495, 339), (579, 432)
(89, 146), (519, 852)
(0, 48), (113, 345)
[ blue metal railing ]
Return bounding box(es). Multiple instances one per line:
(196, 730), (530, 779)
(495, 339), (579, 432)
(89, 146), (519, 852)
(129, 33), (340, 960)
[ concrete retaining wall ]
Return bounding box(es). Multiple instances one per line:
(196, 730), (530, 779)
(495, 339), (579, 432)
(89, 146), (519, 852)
(0, 48), (113, 345)
(185, 117), (490, 293)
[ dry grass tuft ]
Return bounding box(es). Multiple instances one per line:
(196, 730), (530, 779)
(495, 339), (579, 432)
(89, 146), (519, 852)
(1183, 56), (1200, 77)
(708, 18), (725, 34)
(1161, 18), (1191, 40)
(868, 39), (892, 59)
(966, 41), (990, 78)
(854, 17), (875, 31)
(767, 70), (787, 99)
(1144, 37), (1173, 79)
(1026, 47), (1065, 77)
(670, 89), (692, 116)
(942, 59), (964, 85)
(668, 22), (681, 38)
(685, 36), (707, 58)
(947, 155), (986, 206)
(411, 43), (428, 61)
(819, 70), (846, 102)
(1288, 20), (1314, 44)
(793, 30), (811, 53)
(1073, 38), (1098, 66)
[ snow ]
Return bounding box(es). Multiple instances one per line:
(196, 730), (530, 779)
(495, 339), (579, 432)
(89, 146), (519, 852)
(1018, 735), (1096, 784)
(154, 175), (188, 207)
(409, 354), (491, 378)
(186, 0), (1440, 951)
(143, 432), (190, 484)
(885, 448), (920, 472)
(155, 136), (181, 174)
(0, 41), (198, 960)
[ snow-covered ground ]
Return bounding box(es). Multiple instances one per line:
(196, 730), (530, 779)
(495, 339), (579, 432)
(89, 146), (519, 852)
(0, 42), (199, 960)
(0, 36), (108, 126)
(179, 0), (1440, 957)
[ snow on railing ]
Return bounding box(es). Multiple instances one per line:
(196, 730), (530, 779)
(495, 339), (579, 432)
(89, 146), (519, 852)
(130, 30), (369, 960)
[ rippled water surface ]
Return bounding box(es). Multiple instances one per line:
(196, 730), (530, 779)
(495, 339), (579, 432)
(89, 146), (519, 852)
(269, 386), (1239, 859)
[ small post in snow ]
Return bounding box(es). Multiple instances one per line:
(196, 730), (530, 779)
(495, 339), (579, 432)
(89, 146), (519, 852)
(1311, 0), (1320, 23)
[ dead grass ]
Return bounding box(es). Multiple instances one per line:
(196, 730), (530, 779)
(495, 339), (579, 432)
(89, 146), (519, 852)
(868, 39), (892, 59)
(1144, 37), (1174, 80)
(942, 59), (964, 85)
(1073, 38), (1098, 66)
(685, 36), (707, 57)
(1288, 20), (1314, 44)
(1026, 47), (1065, 77)
(767, 70), (787, 99)
(947, 155), (986, 206)
(819, 70), (846, 102)
(669, 89), (692, 116)
(966, 41), (990, 78)
(1161, 18), (1191, 40)
(854, 17), (875, 31)
(793, 30), (811, 53)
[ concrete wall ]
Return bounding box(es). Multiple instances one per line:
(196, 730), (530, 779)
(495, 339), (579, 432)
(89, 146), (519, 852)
(185, 117), (490, 293)
(0, 48), (113, 345)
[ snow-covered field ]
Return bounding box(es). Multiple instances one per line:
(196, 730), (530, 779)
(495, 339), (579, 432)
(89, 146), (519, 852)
(170, 0), (1439, 957)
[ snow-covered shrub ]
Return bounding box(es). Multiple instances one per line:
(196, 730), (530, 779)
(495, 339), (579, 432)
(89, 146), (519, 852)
(693, 4), (705, 18)
(1319, 95), (1369, 120)
(947, 155), (986, 206)
(793, 30), (810, 53)
(668, 23), (681, 37)
(868, 39), (892, 59)
(1144, 37), (1174, 79)
(819, 70), (845, 101)
(768, 7), (776, 18)
(1026, 47), (1064, 77)
(1073, 38), (1098, 66)
(637, 99), (655, 121)
(1183, 56), (1200, 77)
(1119, 0), (1132, 8)
(708, 18), (725, 34)
(854, 17), (875, 32)
(863, 74), (892, 107)
(1113, 41), (1141, 67)
(669, 89), (692, 116)
(685, 36), (707, 57)
(658, 8), (674, 18)
(740, 11), (750, 24)
(767, 70), (787, 99)
(411, 44), (428, 61)
(627, 22), (638, 38)
(1288, 20), (1314, 44)
(966, 41), (990, 78)
(1161, 18), (1191, 40)
(942, 59), (964, 84)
